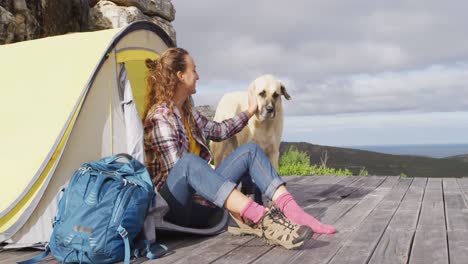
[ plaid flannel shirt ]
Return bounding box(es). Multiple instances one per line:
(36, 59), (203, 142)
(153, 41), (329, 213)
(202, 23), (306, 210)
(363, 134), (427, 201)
(144, 103), (249, 205)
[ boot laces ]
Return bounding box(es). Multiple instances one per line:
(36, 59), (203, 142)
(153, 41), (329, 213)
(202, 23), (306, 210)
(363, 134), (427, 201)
(268, 207), (295, 231)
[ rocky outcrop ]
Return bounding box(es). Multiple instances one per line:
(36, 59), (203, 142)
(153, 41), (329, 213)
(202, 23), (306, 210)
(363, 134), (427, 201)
(12, 0), (40, 42)
(89, 0), (175, 44)
(0, 0), (40, 43)
(41, 0), (89, 38)
(194, 105), (216, 121)
(0, 6), (16, 43)
(0, 0), (176, 45)
(0, 0), (90, 44)
(108, 0), (175, 21)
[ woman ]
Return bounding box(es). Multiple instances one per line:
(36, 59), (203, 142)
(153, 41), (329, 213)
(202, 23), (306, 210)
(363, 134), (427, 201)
(143, 48), (336, 250)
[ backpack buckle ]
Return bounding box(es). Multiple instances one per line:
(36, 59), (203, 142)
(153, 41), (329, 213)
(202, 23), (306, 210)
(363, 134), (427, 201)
(117, 226), (128, 238)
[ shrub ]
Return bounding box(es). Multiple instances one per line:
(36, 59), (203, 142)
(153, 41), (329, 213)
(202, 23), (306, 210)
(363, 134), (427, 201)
(278, 146), (353, 176)
(309, 165), (353, 176)
(278, 146), (311, 175)
(279, 146), (310, 167)
(358, 168), (369, 176)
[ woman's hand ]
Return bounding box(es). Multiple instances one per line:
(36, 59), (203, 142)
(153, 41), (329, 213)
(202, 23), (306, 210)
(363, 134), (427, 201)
(246, 85), (258, 118)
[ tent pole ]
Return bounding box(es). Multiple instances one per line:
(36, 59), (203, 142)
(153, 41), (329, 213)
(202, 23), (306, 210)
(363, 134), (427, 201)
(108, 77), (113, 155)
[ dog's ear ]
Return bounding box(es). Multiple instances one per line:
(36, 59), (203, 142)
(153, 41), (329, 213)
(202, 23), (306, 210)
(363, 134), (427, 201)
(280, 82), (291, 100)
(248, 80), (256, 95)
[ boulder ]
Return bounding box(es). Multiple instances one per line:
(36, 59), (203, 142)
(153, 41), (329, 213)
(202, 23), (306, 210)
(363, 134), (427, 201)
(195, 105), (216, 121)
(89, 0), (176, 44)
(41, 0), (89, 37)
(108, 0), (175, 21)
(0, 0), (176, 45)
(147, 14), (176, 44)
(0, 6), (16, 44)
(0, 0), (14, 11)
(0, 0), (90, 44)
(12, 0), (40, 42)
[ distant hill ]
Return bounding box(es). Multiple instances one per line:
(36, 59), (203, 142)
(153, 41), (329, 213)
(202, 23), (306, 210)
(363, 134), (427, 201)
(280, 142), (468, 177)
(194, 105), (468, 177)
(445, 154), (468, 163)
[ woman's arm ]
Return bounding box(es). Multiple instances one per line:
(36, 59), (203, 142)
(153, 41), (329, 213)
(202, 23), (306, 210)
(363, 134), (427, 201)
(194, 84), (258, 142)
(194, 110), (250, 142)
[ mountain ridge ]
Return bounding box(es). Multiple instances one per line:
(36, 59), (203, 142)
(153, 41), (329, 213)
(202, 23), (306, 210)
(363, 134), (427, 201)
(280, 141), (468, 177)
(445, 154), (468, 163)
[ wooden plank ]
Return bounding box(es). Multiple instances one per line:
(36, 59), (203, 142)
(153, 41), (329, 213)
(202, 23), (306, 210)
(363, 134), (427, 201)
(254, 176), (393, 264)
(302, 176), (371, 212)
(287, 175), (321, 184)
(456, 177), (468, 204)
(445, 230), (468, 264)
(1, 176), (324, 264)
(223, 176), (362, 264)
(302, 176), (362, 208)
(8, 237), (225, 264)
(368, 177), (426, 264)
(209, 238), (272, 264)
(0, 249), (47, 264)
(457, 177), (468, 191)
(285, 176), (351, 205)
(253, 176), (388, 264)
(256, 175), (349, 217)
(445, 178), (468, 231)
(286, 176), (399, 264)
(317, 176), (393, 226)
(250, 176), (372, 264)
(327, 177), (413, 264)
(145, 233), (253, 264)
(115, 234), (209, 264)
(78, 177), (325, 263)
(282, 175), (318, 183)
(409, 178), (449, 264)
(444, 178), (468, 264)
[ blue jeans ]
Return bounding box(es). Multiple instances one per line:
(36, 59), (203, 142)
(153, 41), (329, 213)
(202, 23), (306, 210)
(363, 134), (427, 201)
(160, 143), (285, 227)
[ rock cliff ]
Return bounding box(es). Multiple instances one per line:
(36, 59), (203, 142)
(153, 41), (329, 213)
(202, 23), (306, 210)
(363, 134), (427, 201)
(0, 0), (176, 45)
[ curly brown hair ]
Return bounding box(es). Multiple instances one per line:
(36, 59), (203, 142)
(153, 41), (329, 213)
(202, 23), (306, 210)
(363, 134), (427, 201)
(143, 48), (200, 138)
(143, 47), (188, 119)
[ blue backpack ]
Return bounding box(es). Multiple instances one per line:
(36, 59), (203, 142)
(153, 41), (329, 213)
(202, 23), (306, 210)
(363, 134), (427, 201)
(20, 154), (167, 264)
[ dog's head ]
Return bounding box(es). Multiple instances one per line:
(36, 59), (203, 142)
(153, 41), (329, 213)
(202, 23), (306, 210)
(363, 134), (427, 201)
(250, 75), (291, 121)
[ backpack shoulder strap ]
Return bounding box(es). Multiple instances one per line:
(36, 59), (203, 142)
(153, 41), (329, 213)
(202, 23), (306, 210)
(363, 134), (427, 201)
(117, 225), (131, 264)
(17, 246), (50, 264)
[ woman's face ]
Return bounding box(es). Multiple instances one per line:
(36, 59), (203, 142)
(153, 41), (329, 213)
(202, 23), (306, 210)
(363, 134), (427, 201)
(178, 55), (199, 95)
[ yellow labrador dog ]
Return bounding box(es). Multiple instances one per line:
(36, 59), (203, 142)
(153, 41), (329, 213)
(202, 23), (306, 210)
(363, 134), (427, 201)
(211, 74), (291, 169)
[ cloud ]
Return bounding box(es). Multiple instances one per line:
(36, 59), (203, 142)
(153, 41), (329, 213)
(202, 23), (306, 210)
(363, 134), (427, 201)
(172, 0), (468, 145)
(173, 0), (468, 77)
(172, 0), (468, 114)
(194, 64), (468, 115)
(284, 64), (468, 115)
(283, 112), (468, 146)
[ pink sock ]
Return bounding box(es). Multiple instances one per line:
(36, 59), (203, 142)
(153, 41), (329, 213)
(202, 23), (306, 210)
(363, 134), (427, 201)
(240, 198), (266, 224)
(275, 192), (336, 234)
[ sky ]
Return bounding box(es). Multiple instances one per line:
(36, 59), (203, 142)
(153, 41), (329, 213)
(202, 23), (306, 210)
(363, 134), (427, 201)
(171, 0), (468, 147)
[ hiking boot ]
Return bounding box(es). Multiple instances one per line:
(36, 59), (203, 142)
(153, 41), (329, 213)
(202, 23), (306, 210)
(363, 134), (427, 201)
(228, 213), (263, 237)
(259, 207), (313, 250)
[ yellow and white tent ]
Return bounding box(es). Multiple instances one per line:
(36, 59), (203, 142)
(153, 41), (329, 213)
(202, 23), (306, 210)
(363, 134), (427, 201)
(0, 21), (174, 246)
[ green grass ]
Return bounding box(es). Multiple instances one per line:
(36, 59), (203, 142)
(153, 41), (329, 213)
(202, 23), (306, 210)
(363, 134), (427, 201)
(278, 146), (354, 176)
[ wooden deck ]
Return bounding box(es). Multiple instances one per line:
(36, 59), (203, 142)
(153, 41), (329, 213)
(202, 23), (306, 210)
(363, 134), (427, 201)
(2, 175), (468, 264)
